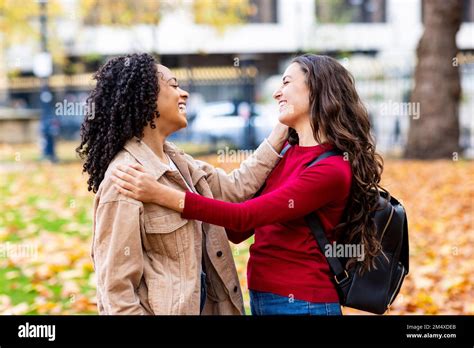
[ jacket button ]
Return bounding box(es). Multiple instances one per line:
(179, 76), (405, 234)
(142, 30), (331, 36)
(216, 251), (223, 257)
(233, 286), (238, 293)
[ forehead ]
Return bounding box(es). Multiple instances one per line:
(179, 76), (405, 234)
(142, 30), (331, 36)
(283, 62), (304, 78)
(157, 64), (174, 81)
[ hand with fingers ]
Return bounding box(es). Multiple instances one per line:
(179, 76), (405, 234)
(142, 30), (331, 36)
(111, 163), (185, 212)
(111, 163), (160, 203)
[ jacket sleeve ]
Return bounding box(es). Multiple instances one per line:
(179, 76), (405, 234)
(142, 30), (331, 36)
(93, 199), (148, 315)
(189, 139), (282, 203)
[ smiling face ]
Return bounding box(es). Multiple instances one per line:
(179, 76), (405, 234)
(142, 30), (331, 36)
(155, 64), (189, 134)
(272, 62), (311, 128)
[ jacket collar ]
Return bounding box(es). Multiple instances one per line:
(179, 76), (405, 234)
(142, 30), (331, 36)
(123, 137), (194, 187)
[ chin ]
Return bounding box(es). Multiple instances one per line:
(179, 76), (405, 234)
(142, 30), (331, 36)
(178, 116), (188, 129)
(278, 112), (293, 127)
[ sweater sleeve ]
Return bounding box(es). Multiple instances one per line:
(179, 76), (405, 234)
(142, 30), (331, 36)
(182, 158), (351, 232)
(225, 228), (255, 244)
(187, 139), (281, 203)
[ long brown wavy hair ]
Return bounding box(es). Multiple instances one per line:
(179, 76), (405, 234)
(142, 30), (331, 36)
(291, 54), (388, 273)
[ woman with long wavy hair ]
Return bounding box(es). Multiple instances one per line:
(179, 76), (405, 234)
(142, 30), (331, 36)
(112, 54), (386, 315)
(77, 53), (288, 315)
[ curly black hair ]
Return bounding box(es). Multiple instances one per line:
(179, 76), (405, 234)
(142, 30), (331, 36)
(76, 53), (160, 193)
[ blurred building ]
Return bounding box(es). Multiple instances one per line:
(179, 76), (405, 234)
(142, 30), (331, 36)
(2, 0), (473, 151)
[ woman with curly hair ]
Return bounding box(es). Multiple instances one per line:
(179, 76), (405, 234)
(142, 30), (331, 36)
(113, 54), (387, 315)
(77, 53), (288, 315)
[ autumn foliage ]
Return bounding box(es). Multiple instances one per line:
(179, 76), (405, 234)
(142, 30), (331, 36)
(0, 148), (473, 314)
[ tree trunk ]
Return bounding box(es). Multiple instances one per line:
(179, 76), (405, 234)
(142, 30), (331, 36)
(404, 0), (462, 159)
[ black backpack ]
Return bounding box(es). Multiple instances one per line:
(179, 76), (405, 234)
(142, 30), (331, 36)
(281, 144), (409, 314)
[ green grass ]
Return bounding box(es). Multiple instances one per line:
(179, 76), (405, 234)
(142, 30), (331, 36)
(0, 267), (38, 311)
(1, 142), (472, 315)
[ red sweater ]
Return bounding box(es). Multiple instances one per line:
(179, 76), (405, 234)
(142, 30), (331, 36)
(182, 143), (352, 303)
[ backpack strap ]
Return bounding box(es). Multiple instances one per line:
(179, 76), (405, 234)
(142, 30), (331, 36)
(280, 145), (343, 163)
(307, 149), (344, 167)
(279, 143), (292, 156)
(304, 149), (349, 284)
(305, 214), (349, 284)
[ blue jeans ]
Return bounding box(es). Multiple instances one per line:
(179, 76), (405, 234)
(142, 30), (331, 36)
(250, 290), (342, 316)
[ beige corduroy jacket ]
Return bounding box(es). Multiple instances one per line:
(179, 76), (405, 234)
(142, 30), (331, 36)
(92, 137), (281, 315)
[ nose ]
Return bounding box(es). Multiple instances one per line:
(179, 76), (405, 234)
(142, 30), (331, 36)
(179, 87), (189, 100)
(273, 86), (282, 100)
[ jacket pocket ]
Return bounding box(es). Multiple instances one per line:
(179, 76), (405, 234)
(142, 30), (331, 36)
(144, 212), (190, 258)
(147, 277), (173, 315)
(145, 209), (188, 233)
